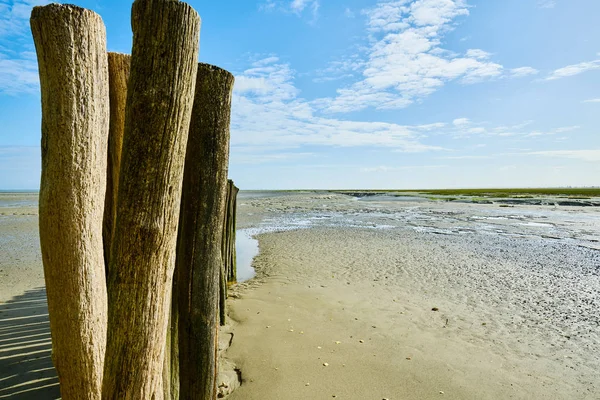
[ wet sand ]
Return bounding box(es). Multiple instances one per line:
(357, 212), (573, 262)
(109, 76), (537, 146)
(1, 192), (599, 399)
(223, 192), (600, 399)
(0, 193), (59, 399)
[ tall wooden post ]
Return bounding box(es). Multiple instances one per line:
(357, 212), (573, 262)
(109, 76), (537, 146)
(177, 63), (234, 400)
(102, 0), (200, 398)
(31, 4), (109, 399)
(103, 52), (130, 272)
(228, 182), (239, 283)
(163, 295), (180, 400)
(219, 180), (239, 326)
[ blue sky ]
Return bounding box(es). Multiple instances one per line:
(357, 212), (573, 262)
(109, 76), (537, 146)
(1, 0), (599, 190)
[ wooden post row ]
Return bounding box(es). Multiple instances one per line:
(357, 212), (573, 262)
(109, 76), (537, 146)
(219, 179), (239, 326)
(32, 1), (240, 399)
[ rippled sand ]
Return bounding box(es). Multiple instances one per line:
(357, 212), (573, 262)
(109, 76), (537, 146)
(223, 192), (600, 399)
(2, 192), (599, 399)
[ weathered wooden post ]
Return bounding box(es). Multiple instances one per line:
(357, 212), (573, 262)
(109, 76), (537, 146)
(102, 0), (200, 398)
(176, 63), (234, 400)
(219, 181), (231, 325)
(31, 4), (109, 399)
(102, 52), (130, 272)
(163, 298), (180, 400)
(219, 179), (239, 326)
(227, 181), (239, 283)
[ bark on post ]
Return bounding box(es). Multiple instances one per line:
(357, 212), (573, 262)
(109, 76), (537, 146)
(163, 296), (180, 400)
(102, 0), (200, 398)
(31, 4), (109, 399)
(177, 63), (234, 400)
(219, 180), (238, 326)
(102, 52), (130, 272)
(219, 182), (231, 326)
(228, 182), (239, 282)
(219, 243), (228, 326)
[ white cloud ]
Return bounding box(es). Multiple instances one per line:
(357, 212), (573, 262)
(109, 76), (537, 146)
(467, 127), (485, 134)
(233, 151), (316, 165)
(316, 0), (504, 113)
(231, 57), (446, 159)
(546, 59), (600, 80)
(582, 98), (600, 103)
(234, 61), (298, 101)
(433, 119), (579, 139)
(231, 56), (576, 166)
(313, 57), (364, 83)
(0, 1), (51, 93)
(259, 0), (277, 11)
(0, 0), (49, 37)
(2, 0), (51, 34)
(261, 0), (320, 18)
(510, 66), (539, 77)
(360, 165), (445, 172)
(344, 8), (355, 18)
(465, 49), (491, 60)
(0, 50), (39, 94)
(253, 56), (280, 67)
(524, 125), (580, 137)
(440, 155), (490, 160)
(416, 122), (446, 130)
(290, 0), (310, 12)
(537, 0), (556, 9)
(526, 150), (600, 162)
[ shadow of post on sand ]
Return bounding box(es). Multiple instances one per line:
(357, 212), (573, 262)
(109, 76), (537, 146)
(0, 287), (60, 399)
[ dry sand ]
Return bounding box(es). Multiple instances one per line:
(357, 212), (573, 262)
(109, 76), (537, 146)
(0, 193), (58, 399)
(221, 192), (600, 399)
(1, 191), (599, 399)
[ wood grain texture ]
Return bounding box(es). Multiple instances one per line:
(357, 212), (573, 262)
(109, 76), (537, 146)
(103, 52), (130, 273)
(163, 296), (180, 400)
(102, 0), (200, 398)
(219, 180), (239, 326)
(31, 4), (109, 399)
(177, 63), (234, 400)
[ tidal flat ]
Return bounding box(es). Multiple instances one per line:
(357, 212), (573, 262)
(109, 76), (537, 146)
(224, 191), (600, 399)
(1, 191), (599, 399)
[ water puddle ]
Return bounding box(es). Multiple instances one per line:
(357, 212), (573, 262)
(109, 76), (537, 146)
(235, 229), (259, 282)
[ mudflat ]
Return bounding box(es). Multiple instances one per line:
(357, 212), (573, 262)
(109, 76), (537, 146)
(1, 191), (599, 399)
(0, 192), (58, 399)
(223, 192), (600, 399)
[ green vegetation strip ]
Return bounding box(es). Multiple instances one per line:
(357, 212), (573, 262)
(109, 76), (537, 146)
(330, 188), (600, 198)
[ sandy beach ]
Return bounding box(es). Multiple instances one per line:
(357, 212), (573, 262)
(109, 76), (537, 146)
(1, 191), (600, 399)
(0, 193), (57, 399)
(222, 192), (600, 399)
